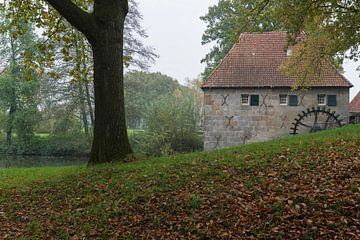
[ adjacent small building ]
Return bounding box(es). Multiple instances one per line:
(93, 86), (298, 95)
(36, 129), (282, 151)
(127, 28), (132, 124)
(350, 91), (360, 124)
(202, 32), (353, 150)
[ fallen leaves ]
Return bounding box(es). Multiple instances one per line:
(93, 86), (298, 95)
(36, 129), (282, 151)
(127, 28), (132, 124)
(0, 136), (359, 239)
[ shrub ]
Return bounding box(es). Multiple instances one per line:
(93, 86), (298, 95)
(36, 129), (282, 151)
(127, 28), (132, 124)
(133, 89), (203, 156)
(0, 134), (91, 156)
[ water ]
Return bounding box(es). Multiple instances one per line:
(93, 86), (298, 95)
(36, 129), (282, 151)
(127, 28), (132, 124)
(0, 155), (88, 168)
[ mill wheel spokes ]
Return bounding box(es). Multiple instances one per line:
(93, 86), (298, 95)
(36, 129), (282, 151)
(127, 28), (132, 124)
(291, 107), (343, 135)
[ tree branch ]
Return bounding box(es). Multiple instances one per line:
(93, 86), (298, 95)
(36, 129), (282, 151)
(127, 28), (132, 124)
(44, 0), (96, 40)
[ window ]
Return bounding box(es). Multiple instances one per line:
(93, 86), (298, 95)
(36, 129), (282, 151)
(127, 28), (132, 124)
(327, 95), (337, 106)
(279, 94), (287, 105)
(250, 95), (259, 106)
(241, 94), (249, 105)
(318, 95), (326, 105)
(289, 95), (298, 107)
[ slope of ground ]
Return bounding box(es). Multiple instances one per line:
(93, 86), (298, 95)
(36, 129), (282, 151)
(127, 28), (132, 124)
(0, 125), (359, 239)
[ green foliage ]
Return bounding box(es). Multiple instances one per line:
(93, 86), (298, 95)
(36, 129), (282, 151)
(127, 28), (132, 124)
(30, 135), (90, 156)
(270, 0), (359, 83)
(0, 21), (41, 146)
(52, 110), (82, 136)
(218, 0), (359, 84)
(270, 0), (360, 58)
(124, 71), (182, 128)
(0, 111), (7, 133)
(134, 89), (203, 156)
(125, 74), (203, 156)
(13, 108), (37, 146)
(1, 0), (156, 73)
(0, 134), (91, 156)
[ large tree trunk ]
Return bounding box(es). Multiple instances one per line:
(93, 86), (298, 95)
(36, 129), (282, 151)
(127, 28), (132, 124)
(45, 0), (132, 164)
(89, 13), (132, 164)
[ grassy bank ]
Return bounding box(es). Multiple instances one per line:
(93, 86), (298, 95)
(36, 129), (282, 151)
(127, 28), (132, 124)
(0, 125), (359, 239)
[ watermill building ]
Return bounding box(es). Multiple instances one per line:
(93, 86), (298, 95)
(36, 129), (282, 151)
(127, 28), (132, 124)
(202, 32), (353, 150)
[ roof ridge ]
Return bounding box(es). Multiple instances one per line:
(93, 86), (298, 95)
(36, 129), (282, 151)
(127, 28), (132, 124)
(202, 31), (352, 89)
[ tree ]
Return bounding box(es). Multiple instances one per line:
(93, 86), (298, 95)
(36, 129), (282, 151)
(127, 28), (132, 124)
(1, 0), (149, 163)
(0, 19), (40, 145)
(265, 0), (360, 85)
(124, 71), (182, 128)
(52, 0), (131, 164)
(201, 0), (282, 78)
(124, 0), (157, 70)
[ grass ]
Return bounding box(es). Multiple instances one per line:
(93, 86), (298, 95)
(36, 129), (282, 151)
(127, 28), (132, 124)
(0, 124), (359, 239)
(0, 166), (87, 189)
(127, 128), (144, 137)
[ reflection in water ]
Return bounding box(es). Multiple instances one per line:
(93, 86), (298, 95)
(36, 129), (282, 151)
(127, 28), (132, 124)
(0, 155), (88, 168)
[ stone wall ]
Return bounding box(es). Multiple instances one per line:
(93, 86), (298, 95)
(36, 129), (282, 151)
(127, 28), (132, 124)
(203, 87), (350, 150)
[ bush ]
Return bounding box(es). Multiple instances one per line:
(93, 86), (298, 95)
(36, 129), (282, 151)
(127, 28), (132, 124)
(14, 108), (38, 148)
(131, 89), (203, 156)
(0, 134), (91, 156)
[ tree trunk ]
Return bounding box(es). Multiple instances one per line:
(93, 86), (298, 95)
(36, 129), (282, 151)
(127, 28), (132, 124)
(74, 35), (90, 137)
(84, 82), (94, 126)
(45, 0), (132, 164)
(78, 83), (89, 136)
(89, 15), (132, 164)
(7, 36), (17, 145)
(6, 103), (16, 145)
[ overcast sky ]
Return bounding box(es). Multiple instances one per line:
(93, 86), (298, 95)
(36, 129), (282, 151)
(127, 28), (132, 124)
(138, 0), (359, 100)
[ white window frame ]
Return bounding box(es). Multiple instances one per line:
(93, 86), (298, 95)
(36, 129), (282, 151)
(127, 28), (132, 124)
(241, 94), (250, 105)
(318, 94), (326, 106)
(279, 94), (288, 106)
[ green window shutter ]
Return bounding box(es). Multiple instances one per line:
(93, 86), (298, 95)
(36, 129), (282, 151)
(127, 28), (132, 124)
(289, 95), (298, 106)
(250, 95), (259, 106)
(327, 95), (337, 106)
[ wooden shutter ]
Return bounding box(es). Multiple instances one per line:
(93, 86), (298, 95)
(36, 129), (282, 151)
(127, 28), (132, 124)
(327, 95), (337, 106)
(289, 95), (298, 106)
(250, 95), (259, 106)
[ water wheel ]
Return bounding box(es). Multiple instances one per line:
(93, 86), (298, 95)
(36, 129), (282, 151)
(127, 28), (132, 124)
(291, 107), (343, 135)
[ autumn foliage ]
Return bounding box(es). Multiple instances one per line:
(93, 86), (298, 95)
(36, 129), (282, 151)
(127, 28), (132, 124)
(1, 125), (359, 239)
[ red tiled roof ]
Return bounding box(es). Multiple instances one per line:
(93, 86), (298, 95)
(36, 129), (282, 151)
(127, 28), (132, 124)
(202, 32), (352, 89)
(350, 91), (360, 113)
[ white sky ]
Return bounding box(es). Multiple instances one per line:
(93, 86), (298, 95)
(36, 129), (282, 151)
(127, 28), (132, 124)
(139, 0), (360, 100)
